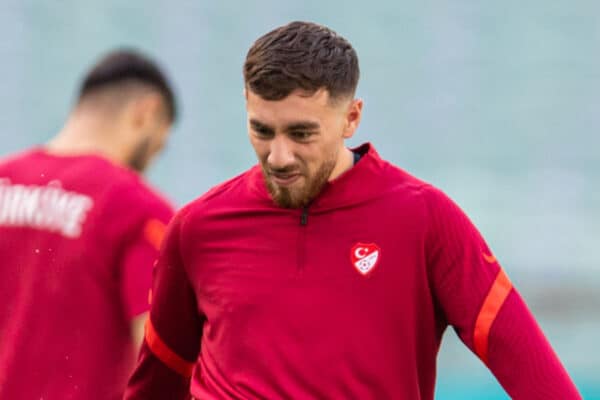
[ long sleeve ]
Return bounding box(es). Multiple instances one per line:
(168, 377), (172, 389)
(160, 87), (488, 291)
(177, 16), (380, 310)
(423, 185), (581, 399)
(120, 216), (172, 320)
(125, 210), (204, 399)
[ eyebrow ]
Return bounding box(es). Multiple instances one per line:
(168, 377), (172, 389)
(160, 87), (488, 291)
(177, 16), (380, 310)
(283, 122), (320, 132)
(249, 119), (273, 133)
(249, 119), (320, 133)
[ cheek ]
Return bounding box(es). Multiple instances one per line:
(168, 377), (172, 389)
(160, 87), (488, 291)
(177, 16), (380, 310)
(303, 142), (338, 176)
(296, 145), (322, 172)
(154, 135), (166, 152)
(316, 136), (339, 160)
(152, 125), (170, 152)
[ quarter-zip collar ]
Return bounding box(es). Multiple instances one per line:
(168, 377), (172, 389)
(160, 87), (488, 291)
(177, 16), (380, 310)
(249, 142), (390, 214)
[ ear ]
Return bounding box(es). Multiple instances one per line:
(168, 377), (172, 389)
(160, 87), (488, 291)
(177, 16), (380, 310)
(130, 93), (164, 130)
(342, 98), (363, 139)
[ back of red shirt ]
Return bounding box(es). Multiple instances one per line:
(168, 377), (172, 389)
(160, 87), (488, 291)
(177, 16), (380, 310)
(0, 149), (173, 399)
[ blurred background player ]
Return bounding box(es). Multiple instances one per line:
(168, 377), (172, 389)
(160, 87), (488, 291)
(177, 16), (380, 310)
(125, 22), (581, 399)
(0, 49), (176, 399)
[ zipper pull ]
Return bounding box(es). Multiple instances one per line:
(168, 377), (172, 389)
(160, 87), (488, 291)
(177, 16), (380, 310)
(300, 207), (309, 226)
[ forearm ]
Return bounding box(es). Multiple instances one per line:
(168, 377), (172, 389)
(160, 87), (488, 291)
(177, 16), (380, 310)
(124, 341), (192, 400)
(130, 312), (148, 351)
(486, 290), (581, 399)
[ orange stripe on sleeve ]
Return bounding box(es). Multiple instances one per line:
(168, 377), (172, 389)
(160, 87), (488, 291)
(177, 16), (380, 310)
(473, 268), (513, 365)
(145, 318), (195, 378)
(483, 252), (497, 264)
(144, 219), (167, 250)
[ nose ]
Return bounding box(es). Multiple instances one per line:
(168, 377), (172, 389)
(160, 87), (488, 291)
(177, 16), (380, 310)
(267, 135), (295, 169)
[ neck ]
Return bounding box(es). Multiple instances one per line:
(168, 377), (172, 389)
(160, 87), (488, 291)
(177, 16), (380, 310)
(328, 146), (354, 182)
(46, 111), (131, 167)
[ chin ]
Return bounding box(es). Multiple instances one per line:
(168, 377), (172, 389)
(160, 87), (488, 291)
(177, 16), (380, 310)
(269, 187), (307, 209)
(127, 158), (151, 173)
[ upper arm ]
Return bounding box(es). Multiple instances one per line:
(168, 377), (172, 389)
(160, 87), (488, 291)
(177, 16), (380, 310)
(145, 212), (203, 374)
(120, 212), (173, 321)
(125, 210), (204, 399)
(423, 185), (503, 350)
(424, 186), (581, 398)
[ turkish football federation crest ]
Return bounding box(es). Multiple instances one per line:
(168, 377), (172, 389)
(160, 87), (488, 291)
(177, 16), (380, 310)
(350, 243), (381, 275)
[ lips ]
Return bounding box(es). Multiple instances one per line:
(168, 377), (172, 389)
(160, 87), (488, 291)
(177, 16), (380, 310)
(269, 172), (301, 187)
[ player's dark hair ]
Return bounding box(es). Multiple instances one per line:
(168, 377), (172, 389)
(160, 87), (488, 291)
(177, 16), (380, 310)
(243, 21), (359, 102)
(78, 49), (177, 122)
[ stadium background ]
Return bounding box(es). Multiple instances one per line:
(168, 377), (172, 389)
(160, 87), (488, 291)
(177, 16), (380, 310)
(0, 1), (598, 398)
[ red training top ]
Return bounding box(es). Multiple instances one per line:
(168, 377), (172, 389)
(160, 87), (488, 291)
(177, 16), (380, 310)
(0, 148), (173, 399)
(126, 143), (580, 400)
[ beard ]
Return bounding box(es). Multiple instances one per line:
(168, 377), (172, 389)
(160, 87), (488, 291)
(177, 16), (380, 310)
(262, 155), (337, 209)
(127, 136), (152, 173)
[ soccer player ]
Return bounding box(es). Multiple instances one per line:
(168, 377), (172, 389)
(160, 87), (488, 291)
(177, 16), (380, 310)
(125, 22), (581, 399)
(0, 49), (176, 399)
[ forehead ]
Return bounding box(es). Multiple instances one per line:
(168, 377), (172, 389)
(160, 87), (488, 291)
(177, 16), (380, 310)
(245, 89), (339, 126)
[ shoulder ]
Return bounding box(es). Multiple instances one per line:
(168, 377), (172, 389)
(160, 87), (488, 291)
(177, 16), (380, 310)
(367, 147), (455, 209)
(68, 157), (175, 233)
(373, 158), (437, 207)
(359, 143), (433, 199)
(0, 147), (43, 170)
(110, 172), (175, 223)
(370, 155), (464, 225)
(91, 170), (175, 250)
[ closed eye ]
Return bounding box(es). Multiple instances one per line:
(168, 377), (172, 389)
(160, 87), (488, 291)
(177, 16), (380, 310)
(289, 131), (316, 141)
(250, 119), (275, 139)
(253, 126), (274, 138)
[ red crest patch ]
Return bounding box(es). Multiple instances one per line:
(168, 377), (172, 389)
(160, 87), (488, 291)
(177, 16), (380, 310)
(350, 243), (381, 275)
